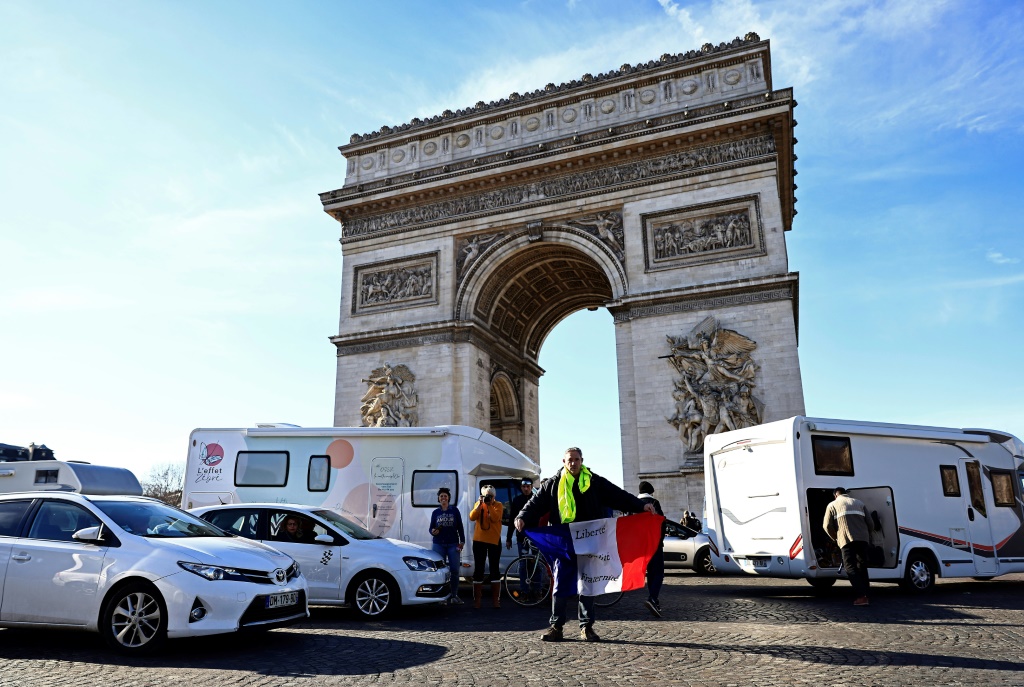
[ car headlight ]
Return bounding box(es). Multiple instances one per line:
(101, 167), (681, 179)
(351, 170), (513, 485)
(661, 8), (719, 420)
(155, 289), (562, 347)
(178, 561), (248, 582)
(403, 556), (439, 572)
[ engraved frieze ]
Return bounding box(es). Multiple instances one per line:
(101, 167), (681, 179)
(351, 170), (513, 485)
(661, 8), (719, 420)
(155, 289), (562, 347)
(352, 253), (438, 314)
(343, 134), (776, 241)
(642, 195), (765, 272)
(664, 316), (764, 455)
(359, 362), (419, 427)
(653, 210), (751, 260)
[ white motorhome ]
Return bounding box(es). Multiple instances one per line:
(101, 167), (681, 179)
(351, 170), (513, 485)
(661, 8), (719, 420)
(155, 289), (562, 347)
(181, 425), (540, 575)
(704, 416), (1024, 591)
(0, 459), (143, 496)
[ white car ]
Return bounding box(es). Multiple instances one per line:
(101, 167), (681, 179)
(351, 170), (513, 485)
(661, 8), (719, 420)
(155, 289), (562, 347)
(192, 503), (450, 619)
(663, 520), (717, 574)
(0, 493), (307, 654)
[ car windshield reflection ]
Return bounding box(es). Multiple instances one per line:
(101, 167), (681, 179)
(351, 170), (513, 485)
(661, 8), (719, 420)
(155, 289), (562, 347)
(95, 500), (227, 538)
(312, 509), (380, 540)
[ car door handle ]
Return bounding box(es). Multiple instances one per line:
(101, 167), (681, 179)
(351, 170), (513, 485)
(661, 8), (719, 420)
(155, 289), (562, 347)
(967, 507), (975, 522)
(10, 554), (31, 562)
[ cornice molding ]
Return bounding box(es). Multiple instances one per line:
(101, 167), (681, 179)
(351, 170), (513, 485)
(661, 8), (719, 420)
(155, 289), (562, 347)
(342, 34), (765, 147)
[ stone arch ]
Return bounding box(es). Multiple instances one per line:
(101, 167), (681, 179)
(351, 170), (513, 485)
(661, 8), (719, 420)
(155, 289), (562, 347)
(456, 229), (623, 359)
(489, 370), (521, 447)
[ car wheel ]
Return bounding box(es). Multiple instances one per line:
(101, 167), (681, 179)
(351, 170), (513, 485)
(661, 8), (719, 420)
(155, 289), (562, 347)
(900, 552), (936, 592)
(693, 548), (716, 575)
(806, 577), (837, 590)
(100, 580), (167, 655)
(350, 571), (399, 619)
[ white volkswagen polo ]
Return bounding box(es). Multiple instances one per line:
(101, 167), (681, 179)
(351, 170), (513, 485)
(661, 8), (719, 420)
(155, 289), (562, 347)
(192, 503), (450, 618)
(0, 493), (308, 654)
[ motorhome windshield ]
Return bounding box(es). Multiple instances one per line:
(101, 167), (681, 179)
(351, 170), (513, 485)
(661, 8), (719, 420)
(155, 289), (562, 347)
(314, 509), (379, 540)
(95, 500), (227, 538)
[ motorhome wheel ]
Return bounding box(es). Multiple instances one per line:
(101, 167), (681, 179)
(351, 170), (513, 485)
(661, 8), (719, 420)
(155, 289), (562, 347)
(900, 552), (936, 592)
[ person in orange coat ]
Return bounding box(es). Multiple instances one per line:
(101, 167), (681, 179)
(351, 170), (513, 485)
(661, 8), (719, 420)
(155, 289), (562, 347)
(469, 484), (504, 608)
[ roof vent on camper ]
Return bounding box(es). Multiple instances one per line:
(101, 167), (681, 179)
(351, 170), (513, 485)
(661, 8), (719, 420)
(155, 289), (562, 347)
(255, 423), (301, 428)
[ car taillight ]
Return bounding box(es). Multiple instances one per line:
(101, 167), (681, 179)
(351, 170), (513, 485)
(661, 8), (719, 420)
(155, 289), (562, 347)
(789, 534), (803, 560)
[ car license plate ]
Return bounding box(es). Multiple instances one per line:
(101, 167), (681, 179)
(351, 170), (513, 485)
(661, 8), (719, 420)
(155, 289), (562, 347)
(265, 591), (298, 609)
(751, 558), (769, 568)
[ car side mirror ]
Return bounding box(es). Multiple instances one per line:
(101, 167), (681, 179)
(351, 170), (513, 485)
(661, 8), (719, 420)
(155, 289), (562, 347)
(314, 533), (335, 545)
(72, 526), (104, 544)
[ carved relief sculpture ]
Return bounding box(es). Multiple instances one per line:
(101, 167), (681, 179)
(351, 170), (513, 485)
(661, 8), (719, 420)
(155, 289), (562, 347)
(456, 232), (503, 279)
(343, 134), (776, 240)
(352, 253), (438, 314)
(359, 362), (419, 427)
(653, 209), (751, 260)
(664, 316), (764, 454)
(549, 211), (625, 262)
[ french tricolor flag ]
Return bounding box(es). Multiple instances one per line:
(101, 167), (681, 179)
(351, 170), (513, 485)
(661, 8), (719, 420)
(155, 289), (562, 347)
(527, 513), (664, 595)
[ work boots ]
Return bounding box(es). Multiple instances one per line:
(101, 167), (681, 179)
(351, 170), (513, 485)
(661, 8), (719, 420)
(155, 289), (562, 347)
(473, 582), (483, 609)
(491, 582), (501, 608)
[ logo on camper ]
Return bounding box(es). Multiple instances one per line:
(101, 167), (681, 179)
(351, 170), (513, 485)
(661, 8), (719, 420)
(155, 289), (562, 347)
(200, 443), (224, 467)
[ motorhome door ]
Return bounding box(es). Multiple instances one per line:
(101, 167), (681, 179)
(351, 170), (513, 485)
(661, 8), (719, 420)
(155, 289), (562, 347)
(369, 457), (404, 539)
(960, 459), (998, 575)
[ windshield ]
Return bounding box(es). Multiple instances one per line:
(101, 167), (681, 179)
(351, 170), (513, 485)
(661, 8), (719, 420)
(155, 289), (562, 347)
(312, 509), (379, 540)
(94, 500), (227, 538)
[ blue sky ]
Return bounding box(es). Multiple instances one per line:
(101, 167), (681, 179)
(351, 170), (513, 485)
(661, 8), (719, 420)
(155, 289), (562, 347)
(2, 0), (1022, 487)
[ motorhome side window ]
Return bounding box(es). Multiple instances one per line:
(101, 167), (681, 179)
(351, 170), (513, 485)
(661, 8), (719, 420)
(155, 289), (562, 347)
(235, 451), (289, 487)
(811, 436), (854, 476)
(939, 465), (960, 497)
(990, 470), (1015, 508)
(411, 470), (457, 507)
(308, 456), (330, 492)
(34, 469), (59, 484)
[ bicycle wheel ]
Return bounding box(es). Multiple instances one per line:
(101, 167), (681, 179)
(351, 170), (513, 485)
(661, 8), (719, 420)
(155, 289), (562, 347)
(592, 590), (623, 607)
(502, 555), (552, 607)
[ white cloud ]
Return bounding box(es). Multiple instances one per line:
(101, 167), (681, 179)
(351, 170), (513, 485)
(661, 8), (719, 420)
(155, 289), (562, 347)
(986, 251), (1019, 265)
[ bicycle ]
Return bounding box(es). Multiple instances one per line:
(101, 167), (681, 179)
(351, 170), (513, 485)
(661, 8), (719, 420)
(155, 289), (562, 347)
(502, 540), (622, 607)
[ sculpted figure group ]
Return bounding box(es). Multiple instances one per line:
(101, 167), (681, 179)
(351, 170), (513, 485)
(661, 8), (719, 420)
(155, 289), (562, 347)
(653, 210), (751, 260)
(666, 316), (764, 453)
(359, 362), (419, 427)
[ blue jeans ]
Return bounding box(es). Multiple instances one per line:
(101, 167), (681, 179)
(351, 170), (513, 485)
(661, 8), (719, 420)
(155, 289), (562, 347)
(433, 543), (461, 597)
(549, 556), (594, 629)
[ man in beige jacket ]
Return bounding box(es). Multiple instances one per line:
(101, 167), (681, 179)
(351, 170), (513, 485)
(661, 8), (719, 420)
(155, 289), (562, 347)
(823, 487), (871, 606)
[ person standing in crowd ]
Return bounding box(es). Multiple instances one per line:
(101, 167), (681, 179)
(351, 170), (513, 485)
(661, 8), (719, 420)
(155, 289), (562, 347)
(470, 484), (504, 608)
(638, 481), (665, 618)
(823, 487), (871, 606)
(429, 487), (465, 605)
(506, 477), (539, 601)
(515, 447), (656, 642)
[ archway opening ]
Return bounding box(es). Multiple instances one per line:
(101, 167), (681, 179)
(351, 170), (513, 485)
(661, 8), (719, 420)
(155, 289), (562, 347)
(536, 308), (622, 485)
(473, 241), (621, 482)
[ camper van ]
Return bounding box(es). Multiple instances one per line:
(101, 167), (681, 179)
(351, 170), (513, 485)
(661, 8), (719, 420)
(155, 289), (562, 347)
(0, 459), (143, 496)
(181, 424), (541, 575)
(704, 417), (1024, 591)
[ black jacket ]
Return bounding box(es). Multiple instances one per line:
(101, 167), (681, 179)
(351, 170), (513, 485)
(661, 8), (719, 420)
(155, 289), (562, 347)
(506, 491), (533, 545)
(518, 467), (646, 526)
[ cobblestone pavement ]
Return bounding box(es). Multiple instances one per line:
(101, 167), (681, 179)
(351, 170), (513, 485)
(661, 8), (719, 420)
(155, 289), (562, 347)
(2, 572), (1023, 686)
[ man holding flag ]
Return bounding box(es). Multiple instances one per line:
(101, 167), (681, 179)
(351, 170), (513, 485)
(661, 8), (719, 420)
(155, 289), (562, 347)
(514, 446), (661, 642)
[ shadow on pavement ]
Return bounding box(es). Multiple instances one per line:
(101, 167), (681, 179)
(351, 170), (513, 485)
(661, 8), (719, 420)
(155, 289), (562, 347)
(0, 627), (447, 675)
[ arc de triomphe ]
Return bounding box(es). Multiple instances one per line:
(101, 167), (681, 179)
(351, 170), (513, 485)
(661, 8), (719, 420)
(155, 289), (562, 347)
(320, 33), (804, 512)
